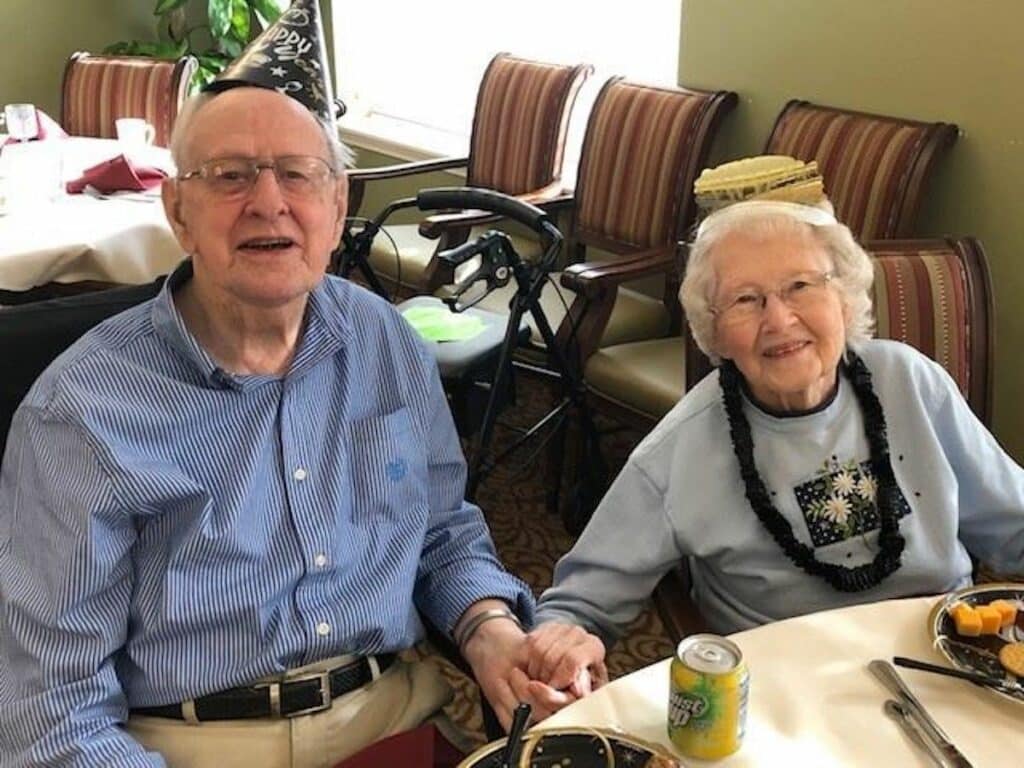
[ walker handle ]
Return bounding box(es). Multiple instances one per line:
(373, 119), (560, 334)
(416, 187), (552, 236)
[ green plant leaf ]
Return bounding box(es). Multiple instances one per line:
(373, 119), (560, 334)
(104, 41), (138, 55)
(219, 37), (244, 58)
(103, 39), (185, 58)
(197, 51), (232, 71)
(208, 0), (231, 38)
(154, 0), (188, 14)
(251, 0), (285, 27)
(229, 0), (251, 42)
(193, 51), (231, 91)
(192, 66), (219, 92)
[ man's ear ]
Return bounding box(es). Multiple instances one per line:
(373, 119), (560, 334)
(161, 179), (196, 254)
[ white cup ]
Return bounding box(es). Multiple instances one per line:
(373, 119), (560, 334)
(115, 118), (156, 148)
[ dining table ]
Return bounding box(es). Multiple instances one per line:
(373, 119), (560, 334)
(0, 136), (185, 294)
(541, 596), (1020, 766)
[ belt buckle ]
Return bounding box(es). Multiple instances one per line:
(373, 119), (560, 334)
(284, 670), (332, 718)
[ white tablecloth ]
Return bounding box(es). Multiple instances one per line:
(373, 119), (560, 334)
(0, 138), (184, 291)
(544, 597), (1020, 766)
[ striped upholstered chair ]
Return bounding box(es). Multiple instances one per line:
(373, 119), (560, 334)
(476, 77), (737, 362)
(765, 100), (959, 240)
(60, 52), (197, 147)
(868, 237), (993, 425)
(347, 53), (592, 295)
(652, 236), (994, 642)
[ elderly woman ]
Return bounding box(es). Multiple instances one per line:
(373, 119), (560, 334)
(524, 156), (1024, 687)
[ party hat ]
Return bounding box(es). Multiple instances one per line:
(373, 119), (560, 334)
(203, 0), (343, 122)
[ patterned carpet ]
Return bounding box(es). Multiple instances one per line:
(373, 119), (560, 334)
(420, 374), (675, 747)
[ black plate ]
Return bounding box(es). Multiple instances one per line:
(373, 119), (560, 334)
(457, 727), (683, 767)
(928, 582), (1024, 704)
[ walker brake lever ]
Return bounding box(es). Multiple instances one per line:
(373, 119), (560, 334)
(438, 230), (515, 313)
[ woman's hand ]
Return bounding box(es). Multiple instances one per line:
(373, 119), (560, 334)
(524, 621), (608, 696)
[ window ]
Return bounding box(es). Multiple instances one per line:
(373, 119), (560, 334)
(332, 0), (681, 170)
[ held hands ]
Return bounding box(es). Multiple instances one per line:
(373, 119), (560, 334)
(458, 607), (606, 731)
(524, 621), (608, 696)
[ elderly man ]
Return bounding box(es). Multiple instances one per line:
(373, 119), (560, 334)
(0, 6), (594, 766)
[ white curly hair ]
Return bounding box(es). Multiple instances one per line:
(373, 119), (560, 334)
(679, 200), (875, 364)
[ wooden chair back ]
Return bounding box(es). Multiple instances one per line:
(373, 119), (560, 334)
(765, 99), (958, 240)
(61, 51), (197, 147)
(468, 53), (592, 194)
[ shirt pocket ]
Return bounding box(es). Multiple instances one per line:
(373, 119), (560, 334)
(346, 407), (429, 520)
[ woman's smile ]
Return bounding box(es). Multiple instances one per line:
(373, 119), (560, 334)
(762, 340), (811, 358)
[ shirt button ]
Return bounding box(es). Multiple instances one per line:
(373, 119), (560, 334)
(316, 621), (331, 636)
(314, 553), (328, 568)
(293, 467), (308, 481)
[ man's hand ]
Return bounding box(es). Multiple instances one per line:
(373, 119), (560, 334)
(455, 602), (609, 731)
(461, 615), (577, 730)
(455, 601), (586, 731)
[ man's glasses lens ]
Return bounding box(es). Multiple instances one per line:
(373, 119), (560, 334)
(186, 156), (334, 197)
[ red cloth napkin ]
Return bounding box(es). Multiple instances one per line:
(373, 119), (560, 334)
(34, 109), (67, 140)
(66, 153), (167, 194)
(2, 107), (67, 145)
(332, 723), (465, 768)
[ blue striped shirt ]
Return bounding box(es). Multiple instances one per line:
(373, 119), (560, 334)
(0, 264), (533, 767)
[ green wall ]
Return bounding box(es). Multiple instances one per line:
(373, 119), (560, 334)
(679, 0), (1023, 459)
(1, 0), (156, 116)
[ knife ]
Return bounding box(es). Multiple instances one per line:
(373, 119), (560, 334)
(894, 655), (1024, 697)
(869, 659), (975, 768)
(883, 699), (948, 767)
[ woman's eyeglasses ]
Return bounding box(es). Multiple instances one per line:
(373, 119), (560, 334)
(178, 155), (337, 199)
(713, 271), (835, 325)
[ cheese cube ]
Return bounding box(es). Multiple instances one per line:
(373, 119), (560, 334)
(950, 603), (982, 636)
(989, 599), (1018, 629)
(976, 605), (1002, 634)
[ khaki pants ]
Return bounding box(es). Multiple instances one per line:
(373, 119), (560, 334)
(127, 656), (453, 768)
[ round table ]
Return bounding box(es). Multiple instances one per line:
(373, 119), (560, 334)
(0, 137), (184, 291)
(542, 596), (1020, 766)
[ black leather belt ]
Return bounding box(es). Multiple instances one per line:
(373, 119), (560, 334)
(132, 653), (397, 721)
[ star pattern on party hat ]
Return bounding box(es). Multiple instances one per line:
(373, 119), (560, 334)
(203, 0), (343, 122)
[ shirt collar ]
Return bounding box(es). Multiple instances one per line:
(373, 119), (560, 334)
(151, 260), (349, 390)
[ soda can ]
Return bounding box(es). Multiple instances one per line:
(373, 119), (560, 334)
(667, 633), (749, 760)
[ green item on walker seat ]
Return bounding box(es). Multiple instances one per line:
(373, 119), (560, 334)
(401, 304), (487, 342)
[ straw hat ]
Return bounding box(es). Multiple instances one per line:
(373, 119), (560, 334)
(694, 155), (827, 213)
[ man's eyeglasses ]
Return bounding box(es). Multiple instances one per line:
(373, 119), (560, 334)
(178, 156), (337, 199)
(712, 271), (836, 325)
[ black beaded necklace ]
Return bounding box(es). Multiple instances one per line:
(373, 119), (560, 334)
(719, 348), (905, 592)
